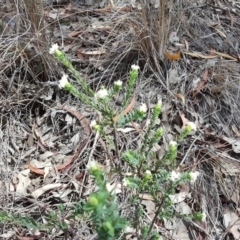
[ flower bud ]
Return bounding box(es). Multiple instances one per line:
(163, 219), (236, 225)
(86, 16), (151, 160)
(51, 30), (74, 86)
(90, 120), (100, 131)
(87, 161), (100, 174)
(87, 196), (99, 208)
(143, 170), (152, 181)
(185, 122), (197, 132)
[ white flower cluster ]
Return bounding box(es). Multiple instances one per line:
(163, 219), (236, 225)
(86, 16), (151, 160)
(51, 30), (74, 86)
(49, 43), (59, 55)
(139, 103), (147, 113)
(187, 122), (197, 131)
(131, 64), (140, 71)
(87, 160), (99, 172)
(95, 89), (108, 99)
(114, 80), (122, 87)
(58, 74), (69, 89)
(169, 141), (177, 147)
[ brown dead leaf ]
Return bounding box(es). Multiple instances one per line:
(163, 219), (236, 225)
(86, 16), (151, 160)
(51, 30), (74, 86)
(179, 112), (190, 128)
(75, 172), (84, 181)
(55, 156), (73, 171)
(77, 48), (84, 60)
(68, 31), (82, 38)
(174, 93), (185, 105)
(28, 163), (44, 175)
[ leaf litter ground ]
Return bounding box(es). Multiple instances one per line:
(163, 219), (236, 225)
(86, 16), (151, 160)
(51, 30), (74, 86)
(0, 0), (240, 239)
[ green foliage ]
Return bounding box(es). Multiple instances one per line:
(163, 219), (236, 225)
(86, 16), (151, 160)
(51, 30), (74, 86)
(0, 45), (203, 239)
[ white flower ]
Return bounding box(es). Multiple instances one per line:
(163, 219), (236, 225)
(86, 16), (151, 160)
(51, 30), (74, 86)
(170, 171), (181, 182)
(187, 122), (197, 131)
(49, 43), (59, 54)
(157, 99), (162, 106)
(95, 89), (108, 99)
(114, 80), (122, 87)
(201, 212), (206, 222)
(131, 64), (140, 71)
(90, 120), (97, 129)
(87, 160), (99, 172)
(58, 74), (69, 89)
(189, 171), (200, 184)
(90, 120), (100, 131)
(169, 141), (177, 147)
(144, 170), (152, 180)
(139, 103), (147, 113)
(145, 170), (152, 176)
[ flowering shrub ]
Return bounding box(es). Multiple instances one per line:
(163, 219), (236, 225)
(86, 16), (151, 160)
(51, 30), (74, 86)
(0, 44), (204, 239)
(49, 44), (203, 238)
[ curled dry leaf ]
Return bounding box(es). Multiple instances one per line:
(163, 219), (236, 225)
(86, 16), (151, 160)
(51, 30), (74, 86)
(28, 163), (44, 175)
(174, 93), (185, 105)
(179, 112), (190, 128)
(31, 183), (68, 199)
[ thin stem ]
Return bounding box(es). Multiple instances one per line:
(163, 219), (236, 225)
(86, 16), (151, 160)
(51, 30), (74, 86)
(146, 198), (164, 239)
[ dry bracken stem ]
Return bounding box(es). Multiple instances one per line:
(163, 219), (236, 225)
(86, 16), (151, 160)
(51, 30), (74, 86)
(159, 0), (165, 57)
